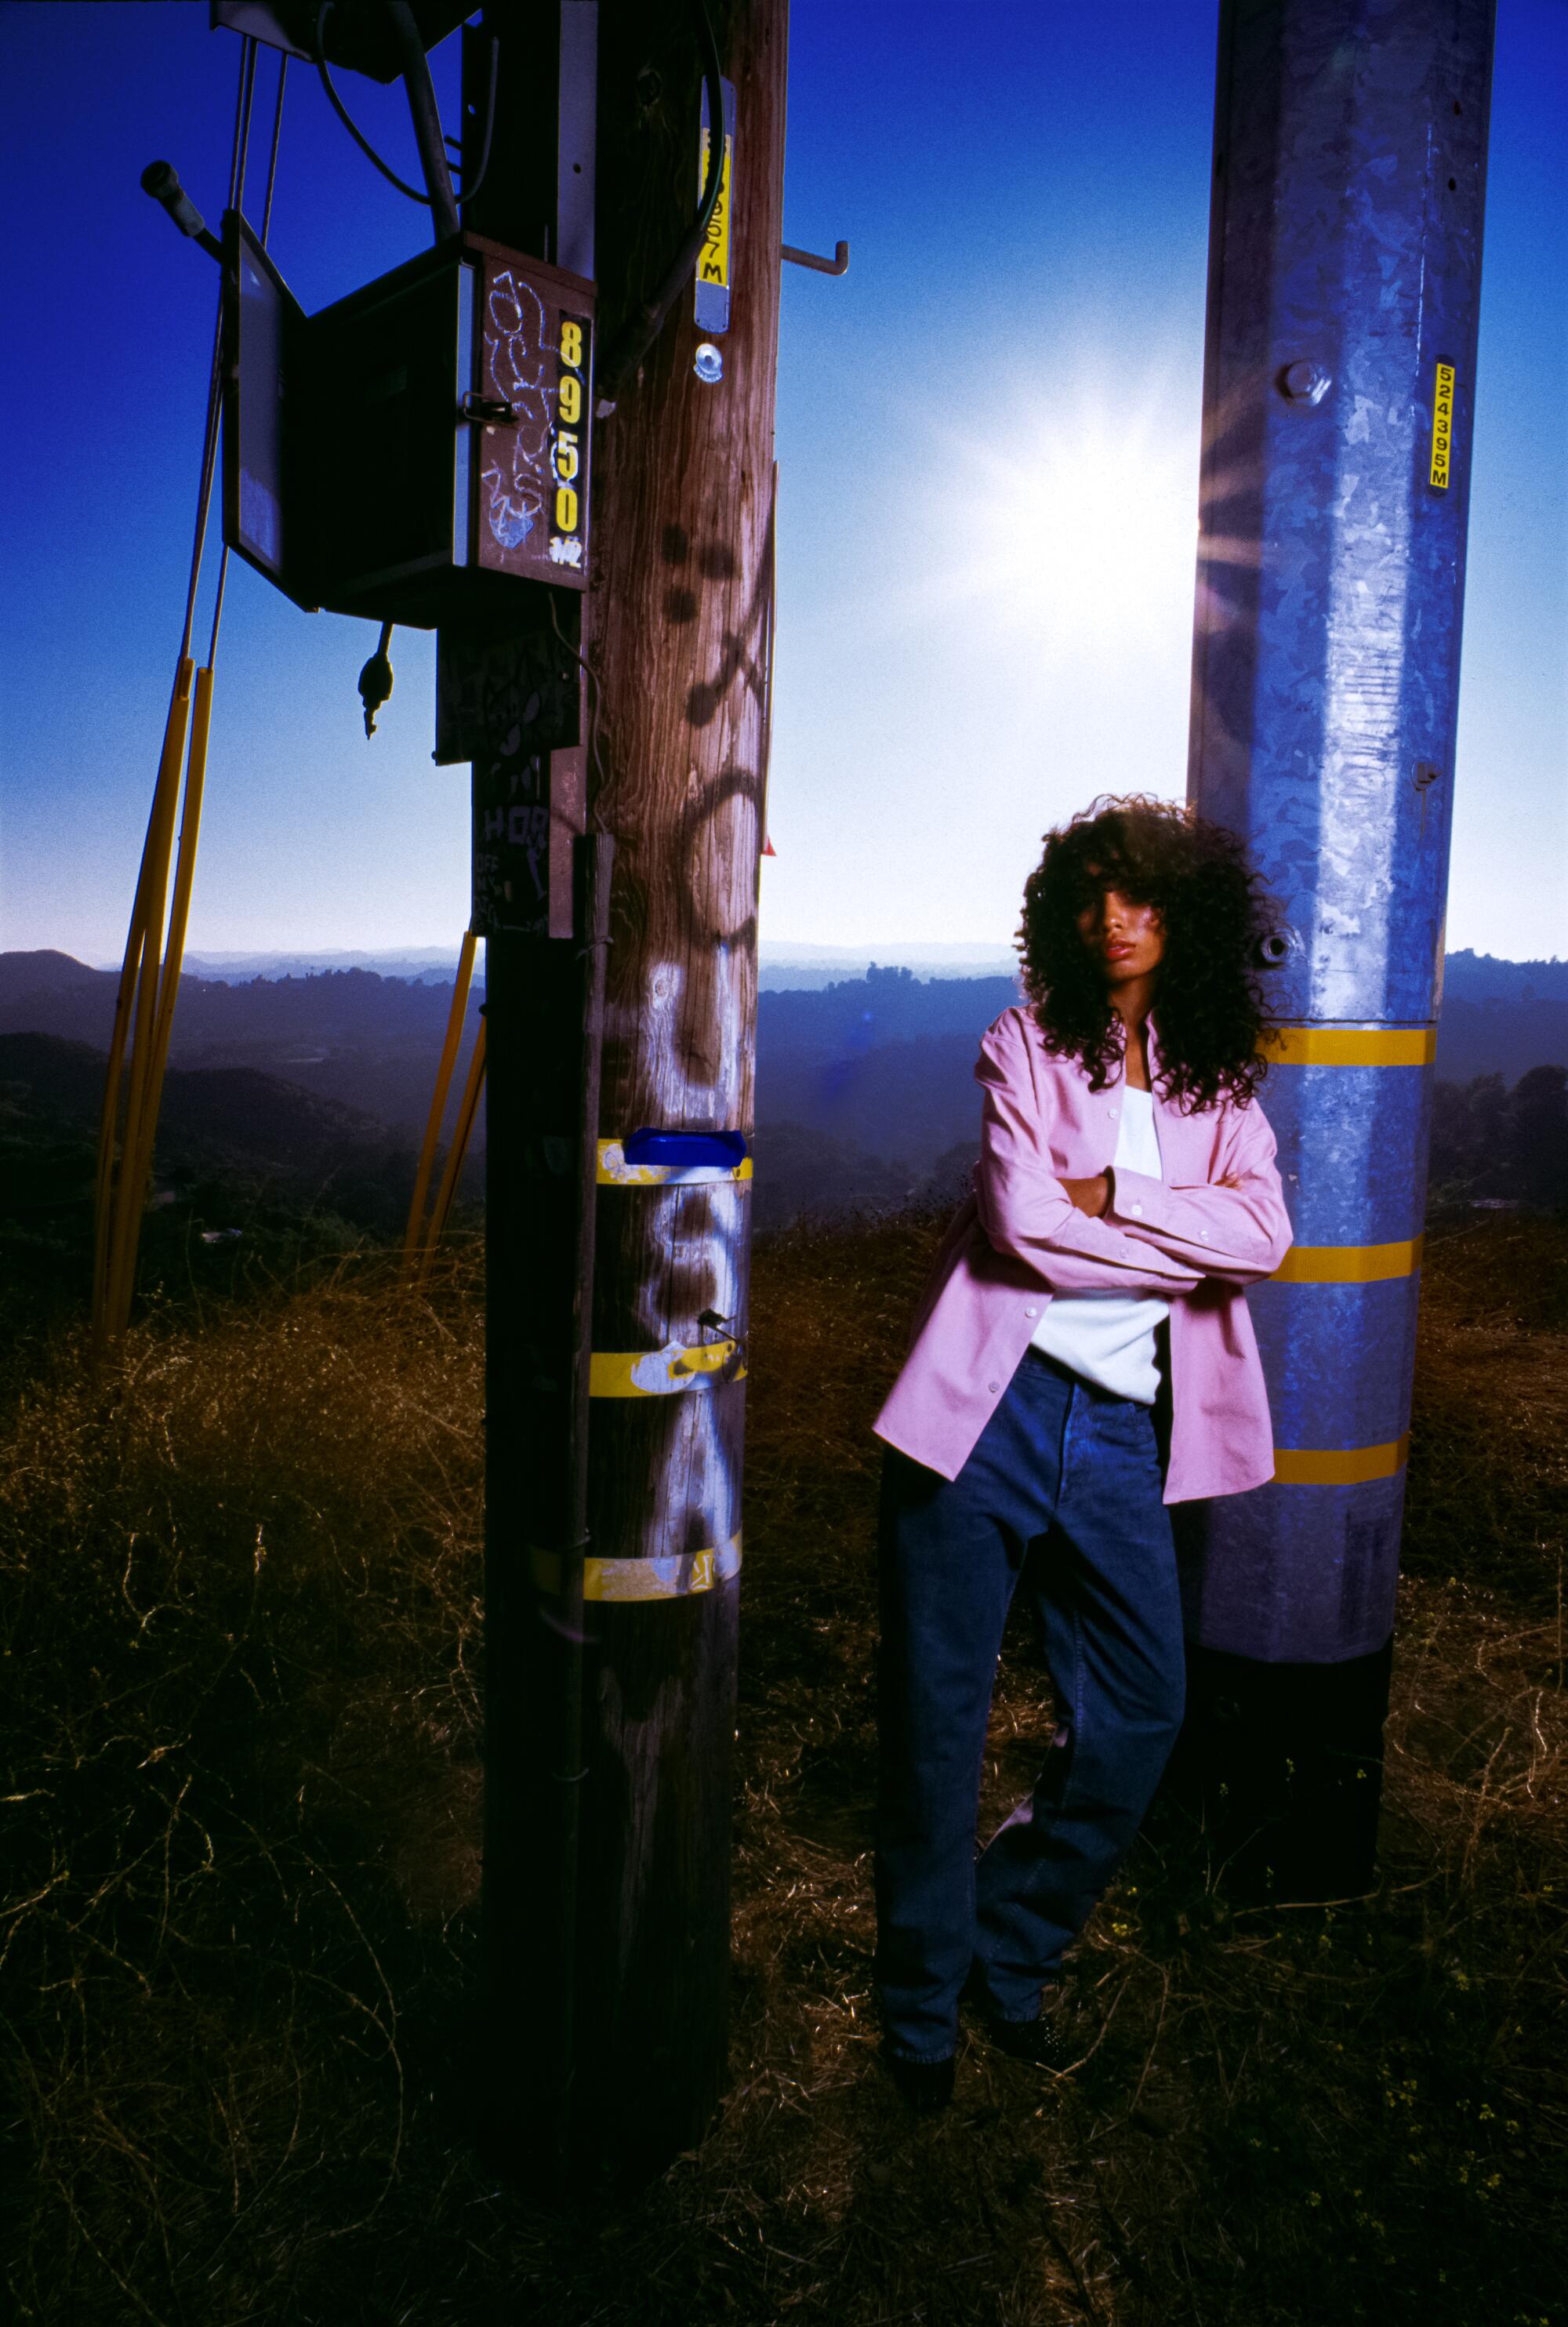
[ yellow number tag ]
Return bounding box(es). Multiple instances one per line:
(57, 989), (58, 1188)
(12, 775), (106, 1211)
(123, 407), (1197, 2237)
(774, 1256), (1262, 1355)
(1429, 361), (1454, 490)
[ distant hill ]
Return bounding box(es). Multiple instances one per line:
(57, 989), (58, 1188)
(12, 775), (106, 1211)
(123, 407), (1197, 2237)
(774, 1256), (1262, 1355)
(753, 959), (1567, 1171)
(0, 955), (481, 1135)
(96, 939), (1022, 992)
(0, 1031), (411, 1182)
(1443, 949), (1568, 1002)
(179, 948), (470, 986)
(4, 946), (1564, 1221)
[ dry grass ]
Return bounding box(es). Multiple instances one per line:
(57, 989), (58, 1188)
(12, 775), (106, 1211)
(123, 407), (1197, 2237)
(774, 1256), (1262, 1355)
(1, 1216), (1564, 2325)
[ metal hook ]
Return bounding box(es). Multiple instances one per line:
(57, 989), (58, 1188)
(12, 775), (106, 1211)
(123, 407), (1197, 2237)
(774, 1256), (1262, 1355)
(782, 238), (850, 276)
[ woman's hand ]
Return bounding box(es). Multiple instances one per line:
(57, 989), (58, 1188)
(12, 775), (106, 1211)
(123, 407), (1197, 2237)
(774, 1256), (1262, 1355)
(1059, 1174), (1111, 1217)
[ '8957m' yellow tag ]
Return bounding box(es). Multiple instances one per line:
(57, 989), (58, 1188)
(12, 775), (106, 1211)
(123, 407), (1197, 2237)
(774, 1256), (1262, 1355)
(1429, 361), (1455, 489)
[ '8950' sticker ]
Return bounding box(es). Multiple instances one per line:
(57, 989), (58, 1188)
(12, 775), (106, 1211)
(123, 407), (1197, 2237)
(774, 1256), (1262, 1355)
(550, 316), (590, 568)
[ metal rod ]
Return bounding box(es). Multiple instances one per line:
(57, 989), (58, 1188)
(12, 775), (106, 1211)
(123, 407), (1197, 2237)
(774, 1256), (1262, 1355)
(781, 238), (848, 274)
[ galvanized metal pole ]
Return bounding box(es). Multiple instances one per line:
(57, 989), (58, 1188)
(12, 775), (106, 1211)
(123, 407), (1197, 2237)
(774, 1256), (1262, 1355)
(1181, 0), (1495, 1897)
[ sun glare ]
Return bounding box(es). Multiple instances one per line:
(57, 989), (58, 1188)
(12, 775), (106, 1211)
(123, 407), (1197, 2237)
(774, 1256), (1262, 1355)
(924, 398), (1200, 663)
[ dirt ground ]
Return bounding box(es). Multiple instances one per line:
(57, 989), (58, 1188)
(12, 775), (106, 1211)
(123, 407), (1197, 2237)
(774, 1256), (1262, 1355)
(2, 1211), (1563, 2323)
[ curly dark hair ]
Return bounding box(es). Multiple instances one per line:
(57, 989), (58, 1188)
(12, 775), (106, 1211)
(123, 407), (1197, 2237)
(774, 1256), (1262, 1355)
(1015, 794), (1279, 1110)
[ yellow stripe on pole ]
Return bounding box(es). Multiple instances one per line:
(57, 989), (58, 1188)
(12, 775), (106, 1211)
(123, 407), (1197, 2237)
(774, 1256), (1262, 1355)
(596, 1139), (752, 1185)
(1263, 1026), (1436, 1065)
(1272, 1435), (1410, 1486)
(531, 1534), (742, 1602)
(589, 1337), (746, 1396)
(1272, 1236), (1425, 1283)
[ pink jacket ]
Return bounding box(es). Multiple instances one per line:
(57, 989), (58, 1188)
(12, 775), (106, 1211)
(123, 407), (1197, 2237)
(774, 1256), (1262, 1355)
(872, 1006), (1293, 1504)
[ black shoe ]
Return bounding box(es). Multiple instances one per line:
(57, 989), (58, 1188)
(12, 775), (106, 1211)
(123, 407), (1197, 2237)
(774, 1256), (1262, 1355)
(979, 2008), (1073, 2069)
(966, 1981), (1074, 2070)
(880, 2045), (956, 2112)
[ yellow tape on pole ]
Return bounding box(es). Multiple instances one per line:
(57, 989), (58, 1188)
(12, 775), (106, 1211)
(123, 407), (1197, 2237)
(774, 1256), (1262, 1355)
(532, 1533), (742, 1602)
(1271, 1236), (1424, 1283)
(1263, 1026), (1436, 1066)
(405, 930), (477, 1269)
(589, 1337), (745, 1396)
(1272, 1435), (1410, 1486)
(596, 1139), (752, 1185)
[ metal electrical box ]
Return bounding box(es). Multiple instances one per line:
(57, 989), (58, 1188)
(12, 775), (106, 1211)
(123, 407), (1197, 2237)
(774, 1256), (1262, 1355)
(223, 213), (594, 626)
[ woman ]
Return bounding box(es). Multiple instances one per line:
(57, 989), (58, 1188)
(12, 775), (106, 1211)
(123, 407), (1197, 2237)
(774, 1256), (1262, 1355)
(870, 794), (1292, 2111)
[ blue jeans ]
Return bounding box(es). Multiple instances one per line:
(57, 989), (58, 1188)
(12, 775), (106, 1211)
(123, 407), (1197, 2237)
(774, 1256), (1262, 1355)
(874, 1346), (1185, 2063)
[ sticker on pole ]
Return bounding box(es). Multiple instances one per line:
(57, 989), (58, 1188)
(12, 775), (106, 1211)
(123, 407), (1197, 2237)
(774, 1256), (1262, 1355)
(1429, 361), (1455, 489)
(695, 77), (736, 335)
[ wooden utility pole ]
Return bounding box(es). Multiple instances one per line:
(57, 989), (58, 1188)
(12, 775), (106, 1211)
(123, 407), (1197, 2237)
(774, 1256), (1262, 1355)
(460, 0), (786, 2190)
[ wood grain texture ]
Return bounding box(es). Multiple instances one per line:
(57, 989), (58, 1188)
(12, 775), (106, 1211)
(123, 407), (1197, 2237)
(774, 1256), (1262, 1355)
(564, 0), (786, 2184)
(470, 0), (786, 2191)
(590, 0), (783, 1139)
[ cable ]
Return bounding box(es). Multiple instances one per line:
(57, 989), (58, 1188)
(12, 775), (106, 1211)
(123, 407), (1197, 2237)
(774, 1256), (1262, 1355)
(546, 593), (613, 833)
(314, 5), (492, 216)
(206, 49), (289, 665)
(456, 34), (499, 208)
(314, 4), (431, 204)
(260, 53), (289, 242)
(96, 38), (289, 1345)
(597, 0), (725, 406)
(314, 2), (431, 202)
(384, 0), (459, 238)
(177, 36), (256, 663)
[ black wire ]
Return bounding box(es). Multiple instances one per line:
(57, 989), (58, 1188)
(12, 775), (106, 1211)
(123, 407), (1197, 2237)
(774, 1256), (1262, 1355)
(179, 35), (256, 663)
(260, 53), (289, 243)
(456, 36), (499, 208)
(597, 0), (726, 404)
(314, 0), (434, 205)
(207, 51), (289, 664)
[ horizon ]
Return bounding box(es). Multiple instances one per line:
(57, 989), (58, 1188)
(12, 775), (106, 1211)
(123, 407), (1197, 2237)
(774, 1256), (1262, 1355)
(2, 2), (1566, 964)
(6, 935), (1564, 981)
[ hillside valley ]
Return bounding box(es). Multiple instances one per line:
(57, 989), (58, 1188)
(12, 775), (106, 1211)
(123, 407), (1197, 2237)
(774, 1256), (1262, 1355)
(2, 947), (1564, 1243)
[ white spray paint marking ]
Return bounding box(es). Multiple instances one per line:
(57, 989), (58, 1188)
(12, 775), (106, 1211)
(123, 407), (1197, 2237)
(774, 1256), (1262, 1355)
(626, 945), (750, 1554)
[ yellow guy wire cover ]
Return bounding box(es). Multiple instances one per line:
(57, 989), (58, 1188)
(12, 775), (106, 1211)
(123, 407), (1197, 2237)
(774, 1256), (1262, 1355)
(416, 1013), (488, 1285)
(107, 665), (216, 1338)
(93, 658), (194, 1342)
(405, 930), (477, 1269)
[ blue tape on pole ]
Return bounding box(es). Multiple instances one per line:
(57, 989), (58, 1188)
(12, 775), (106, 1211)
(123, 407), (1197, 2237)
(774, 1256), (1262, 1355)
(622, 1128), (750, 1171)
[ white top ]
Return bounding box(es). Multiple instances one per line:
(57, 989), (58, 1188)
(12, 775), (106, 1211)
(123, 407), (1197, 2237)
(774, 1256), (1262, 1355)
(1028, 1085), (1169, 1404)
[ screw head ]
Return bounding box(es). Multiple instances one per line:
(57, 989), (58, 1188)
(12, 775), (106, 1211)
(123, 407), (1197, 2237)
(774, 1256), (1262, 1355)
(693, 342), (724, 385)
(1281, 359), (1331, 405)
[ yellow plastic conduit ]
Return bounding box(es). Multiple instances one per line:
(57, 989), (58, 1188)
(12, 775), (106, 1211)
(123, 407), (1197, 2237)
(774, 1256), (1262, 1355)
(416, 1015), (488, 1287)
(105, 664), (216, 1339)
(403, 929), (477, 1272)
(93, 659), (194, 1346)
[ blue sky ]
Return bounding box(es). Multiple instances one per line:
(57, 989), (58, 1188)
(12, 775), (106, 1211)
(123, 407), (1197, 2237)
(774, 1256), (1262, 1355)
(2, 1), (1565, 965)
